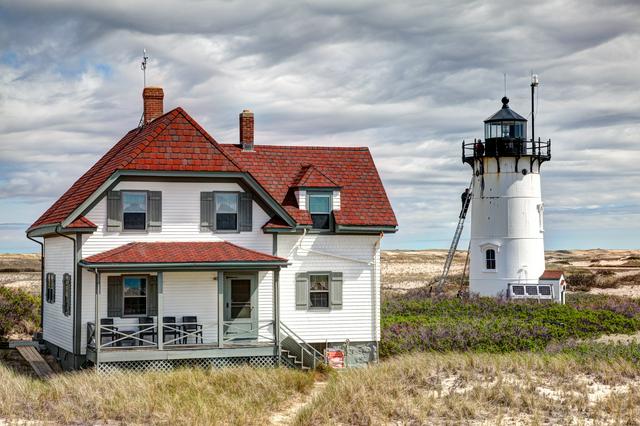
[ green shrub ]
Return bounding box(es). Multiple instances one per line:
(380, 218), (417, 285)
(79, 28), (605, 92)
(380, 292), (640, 357)
(0, 287), (40, 338)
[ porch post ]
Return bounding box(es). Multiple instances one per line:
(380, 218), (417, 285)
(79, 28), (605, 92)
(273, 269), (281, 365)
(157, 272), (163, 350)
(217, 271), (224, 348)
(94, 270), (100, 367)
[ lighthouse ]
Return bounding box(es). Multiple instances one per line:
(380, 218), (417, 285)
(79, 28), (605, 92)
(461, 79), (565, 302)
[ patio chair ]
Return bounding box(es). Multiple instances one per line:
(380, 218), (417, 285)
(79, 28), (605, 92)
(162, 316), (180, 344)
(138, 316), (156, 346)
(181, 316), (203, 344)
(100, 318), (119, 347)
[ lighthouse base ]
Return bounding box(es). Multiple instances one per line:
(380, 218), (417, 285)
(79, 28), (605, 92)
(470, 271), (566, 304)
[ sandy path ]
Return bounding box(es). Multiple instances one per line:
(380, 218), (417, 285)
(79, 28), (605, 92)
(270, 380), (327, 425)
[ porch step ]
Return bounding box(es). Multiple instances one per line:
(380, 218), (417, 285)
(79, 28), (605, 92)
(280, 349), (310, 371)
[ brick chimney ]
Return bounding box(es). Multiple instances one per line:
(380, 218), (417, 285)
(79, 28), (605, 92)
(239, 109), (254, 151)
(143, 87), (164, 124)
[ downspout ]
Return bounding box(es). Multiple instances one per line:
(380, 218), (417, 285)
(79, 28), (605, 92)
(55, 227), (77, 354)
(26, 235), (44, 331)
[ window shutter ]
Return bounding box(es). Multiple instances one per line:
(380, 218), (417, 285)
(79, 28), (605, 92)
(239, 192), (253, 232)
(330, 272), (343, 309)
(107, 191), (122, 232)
(147, 276), (158, 316)
(62, 273), (71, 316)
(200, 192), (214, 231)
(295, 273), (309, 310)
(107, 276), (123, 317)
(147, 191), (162, 231)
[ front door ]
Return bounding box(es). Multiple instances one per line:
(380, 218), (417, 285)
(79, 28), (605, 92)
(223, 274), (257, 340)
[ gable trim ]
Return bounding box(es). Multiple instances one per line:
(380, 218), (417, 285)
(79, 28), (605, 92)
(59, 170), (297, 229)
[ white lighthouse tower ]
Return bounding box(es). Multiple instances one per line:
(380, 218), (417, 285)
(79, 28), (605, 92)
(462, 81), (564, 302)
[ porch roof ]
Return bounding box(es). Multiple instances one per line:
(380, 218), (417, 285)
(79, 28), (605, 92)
(80, 241), (288, 270)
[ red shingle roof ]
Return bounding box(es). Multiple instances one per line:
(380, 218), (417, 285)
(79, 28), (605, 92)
(540, 270), (564, 280)
(222, 144), (397, 227)
(66, 216), (97, 229)
(29, 106), (397, 231)
(82, 241), (286, 264)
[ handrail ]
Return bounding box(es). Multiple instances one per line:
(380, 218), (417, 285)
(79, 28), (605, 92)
(280, 322), (325, 368)
(223, 320), (275, 343)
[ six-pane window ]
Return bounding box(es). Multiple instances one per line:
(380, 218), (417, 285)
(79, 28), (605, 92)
(485, 249), (496, 270)
(309, 193), (331, 230)
(45, 273), (56, 303)
(215, 193), (238, 231)
(309, 274), (330, 308)
(122, 191), (147, 230)
(123, 277), (147, 316)
(62, 273), (71, 316)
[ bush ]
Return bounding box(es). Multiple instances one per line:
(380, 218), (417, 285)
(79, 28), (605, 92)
(566, 272), (598, 291)
(380, 292), (640, 357)
(0, 287), (40, 339)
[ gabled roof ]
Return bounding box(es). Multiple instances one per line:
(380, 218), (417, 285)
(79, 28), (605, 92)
(539, 270), (564, 280)
(222, 144), (397, 227)
(81, 241), (286, 265)
(29, 106), (397, 232)
(292, 164), (340, 188)
(29, 108), (242, 231)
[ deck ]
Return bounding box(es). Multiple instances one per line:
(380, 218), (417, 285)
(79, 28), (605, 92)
(87, 341), (277, 363)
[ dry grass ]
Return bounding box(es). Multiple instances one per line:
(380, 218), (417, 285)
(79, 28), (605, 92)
(295, 351), (640, 425)
(0, 364), (314, 425)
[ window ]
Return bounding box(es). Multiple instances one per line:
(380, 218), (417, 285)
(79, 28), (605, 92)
(215, 192), (238, 231)
(309, 274), (329, 308)
(123, 276), (147, 316)
(62, 273), (71, 316)
(308, 192), (332, 230)
(122, 191), (147, 230)
(45, 273), (56, 303)
(485, 249), (496, 270)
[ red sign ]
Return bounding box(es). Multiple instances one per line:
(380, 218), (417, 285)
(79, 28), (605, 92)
(326, 349), (345, 369)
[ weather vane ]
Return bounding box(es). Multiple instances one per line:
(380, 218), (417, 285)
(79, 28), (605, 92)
(141, 49), (149, 87)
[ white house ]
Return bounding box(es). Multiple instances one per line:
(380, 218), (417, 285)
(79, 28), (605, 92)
(26, 87), (397, 371)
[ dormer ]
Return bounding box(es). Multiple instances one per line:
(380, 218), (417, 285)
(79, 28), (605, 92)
(292, 164), (341, 231)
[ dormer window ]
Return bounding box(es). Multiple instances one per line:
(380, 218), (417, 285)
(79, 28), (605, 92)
(122, 191), (147, 230)
(308, 192), (332, 230)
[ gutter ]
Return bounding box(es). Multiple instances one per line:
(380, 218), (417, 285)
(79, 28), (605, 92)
(26, 235), (44, 331)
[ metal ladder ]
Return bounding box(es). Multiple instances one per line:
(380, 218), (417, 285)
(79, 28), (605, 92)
(434, 178), (473, 293)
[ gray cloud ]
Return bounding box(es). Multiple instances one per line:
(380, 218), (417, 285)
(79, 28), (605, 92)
(1, 0), (639, 252)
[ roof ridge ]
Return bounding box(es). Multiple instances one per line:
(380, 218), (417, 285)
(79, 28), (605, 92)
(220, 143), (370, 151)
(299, 164), (339, 187)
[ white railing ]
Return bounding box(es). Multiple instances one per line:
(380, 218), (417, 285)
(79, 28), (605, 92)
(222, 320), (274, 344)
(88, 321), (158, 349)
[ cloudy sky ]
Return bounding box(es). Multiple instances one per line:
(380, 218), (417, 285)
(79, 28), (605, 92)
(1, 0), (639, 253)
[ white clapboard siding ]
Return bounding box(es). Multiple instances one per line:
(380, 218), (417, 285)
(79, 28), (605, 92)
(82, 181), (272, 257)
(43, 236), (75, 352)
(277, 234), (381, 343)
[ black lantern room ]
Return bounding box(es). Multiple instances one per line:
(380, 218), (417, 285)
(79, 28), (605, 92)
(484, 96), (527, 140)
(462, 96), (551, 167)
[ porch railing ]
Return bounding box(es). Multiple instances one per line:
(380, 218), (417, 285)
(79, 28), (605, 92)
(222, 320), (275, 344)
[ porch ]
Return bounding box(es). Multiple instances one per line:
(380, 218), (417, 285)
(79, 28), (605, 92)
(84, 269), (284, 364)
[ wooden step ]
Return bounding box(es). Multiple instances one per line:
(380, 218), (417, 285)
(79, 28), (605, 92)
(16, 346), (54, 379)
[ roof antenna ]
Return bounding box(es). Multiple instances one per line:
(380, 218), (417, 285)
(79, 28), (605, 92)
(503, 72), (507, 97)
(141, 49), (149, 88)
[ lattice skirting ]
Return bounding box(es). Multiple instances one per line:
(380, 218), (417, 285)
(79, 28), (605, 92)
(97, 356), (277, 374)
